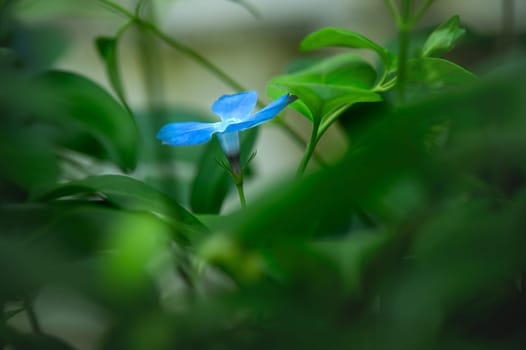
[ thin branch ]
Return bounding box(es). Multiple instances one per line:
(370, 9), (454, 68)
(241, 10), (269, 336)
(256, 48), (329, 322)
(384, 0), (402, 25)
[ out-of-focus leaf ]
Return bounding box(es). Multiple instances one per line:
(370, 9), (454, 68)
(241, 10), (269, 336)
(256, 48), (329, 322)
(300, 27), (395, 73)
(95, 36), (128, 109)
(32, 70), (138, 171)
(267, 53), (381, 122)
(0, 129), (59, 192)
(313, 230), (389, 293)
(406, 57), (477, 100)
(422, 15), (466, 57)
(31, 174), (208, 242)
(9, 24), (68, 72)
(0, 204), (164, 309)
(190, 129), (257, 214)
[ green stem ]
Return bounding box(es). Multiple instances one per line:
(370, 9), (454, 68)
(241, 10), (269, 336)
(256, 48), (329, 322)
(277, 118), (327, 167)
(383, 0), (402, 25)
(296, 121), (320, 177)
(396, 0), (412, 104)
(317, 105), (350, 139)
(235, 180), (247, 208)
(98, 0), (245, 92)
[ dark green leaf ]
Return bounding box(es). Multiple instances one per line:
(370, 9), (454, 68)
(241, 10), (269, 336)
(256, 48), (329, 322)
(300, 27), (394, 73)
(422, 15), (466, 57)
(267, 53), (381, 122)
(190, 130), (257, 214)
(33, 70), (138, 171)
(0, 129), (59, 192)
(31, 175), (208, 242)
(95, 36), (129, 110)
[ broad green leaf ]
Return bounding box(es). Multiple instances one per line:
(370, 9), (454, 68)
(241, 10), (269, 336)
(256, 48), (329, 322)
(32, 174), (207, 242)
(267, 53), (381, 122)
(300, 27), (394, 73)
(95, 36), (129, 110)
(190, 130), (257, 214)
(406, 57), (477, 99)
(33, 70), (139, 171)
(422, 15), (466, 57)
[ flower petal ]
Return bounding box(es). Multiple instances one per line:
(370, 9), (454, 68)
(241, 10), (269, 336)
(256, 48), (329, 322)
(156, 121), (220, 146)
(211, 91), (258, 121)
(224, 94), (295, 132)
(217, 131), (240, 156)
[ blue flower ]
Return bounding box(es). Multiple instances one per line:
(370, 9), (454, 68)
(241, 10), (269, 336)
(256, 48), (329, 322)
(157, 91), (295, 156)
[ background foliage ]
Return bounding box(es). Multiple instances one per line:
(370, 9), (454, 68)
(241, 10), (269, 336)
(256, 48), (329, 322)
(1, 0), (525, 349)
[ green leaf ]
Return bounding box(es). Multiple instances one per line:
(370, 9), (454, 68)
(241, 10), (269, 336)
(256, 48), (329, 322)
(33, 70), (139, 171)
(422, 15), (466, 57)
(300, 27), (394, 73)
(32, 175), (208, 242)
(267, 53), (381, 122)
(406, 57), (477, 99)
(190, 130), (257, 214)
(95, 36), (128, 110)
(0, 129), (59, 192)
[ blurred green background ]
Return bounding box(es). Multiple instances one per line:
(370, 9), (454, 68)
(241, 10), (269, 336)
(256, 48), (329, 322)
(1, 1), (526, 349)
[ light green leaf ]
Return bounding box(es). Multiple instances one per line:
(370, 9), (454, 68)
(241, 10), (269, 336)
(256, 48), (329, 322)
(267, 53), (381, 122)
(422, 15), (466, 57)
(33, 70), (139, 171)
(300, 27), (394, 73)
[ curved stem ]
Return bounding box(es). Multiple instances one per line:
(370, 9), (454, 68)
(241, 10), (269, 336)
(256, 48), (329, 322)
(296, 121), (320, 177)
(384, 0), (402, 25)
(317, 105), (350, 139)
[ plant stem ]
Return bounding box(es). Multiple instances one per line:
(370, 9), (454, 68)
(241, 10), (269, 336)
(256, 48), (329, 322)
(23, 295), (42, 335)
(277, 118), (327, 167)
(317, 105), (350, 139)
(396, 0), (412, 104)
(296, 121), (320, 177)
(235, 181), (247, 208)
(383, 0), (402, 25)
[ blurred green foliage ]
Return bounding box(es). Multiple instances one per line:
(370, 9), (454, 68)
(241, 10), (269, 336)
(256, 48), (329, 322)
(1, 0), (526, 349)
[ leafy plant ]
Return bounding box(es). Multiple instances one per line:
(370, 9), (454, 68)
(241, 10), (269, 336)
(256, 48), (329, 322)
(1, 0), (525, 349)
